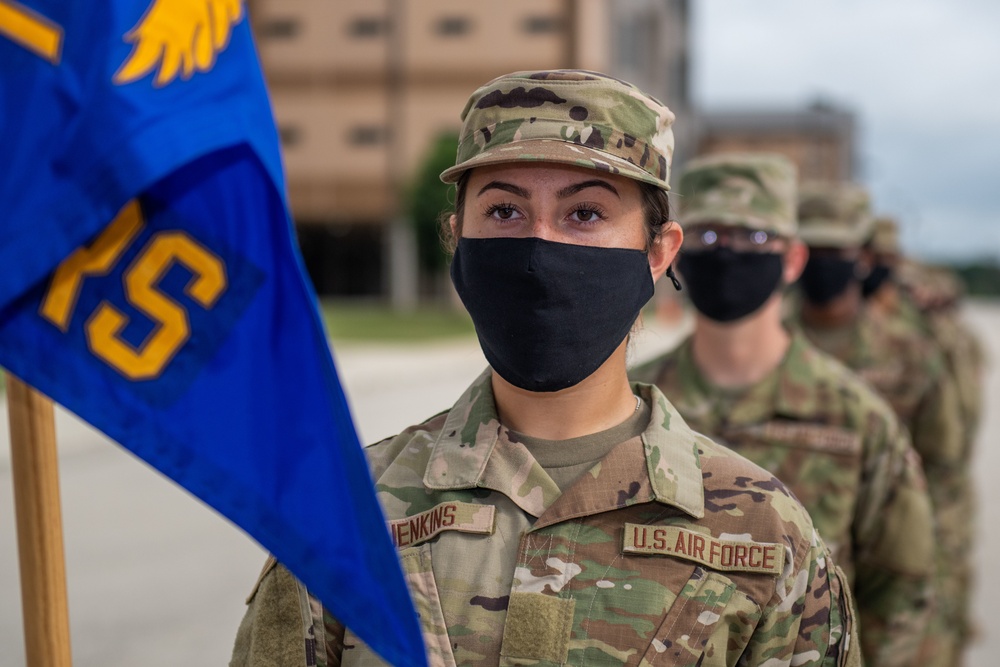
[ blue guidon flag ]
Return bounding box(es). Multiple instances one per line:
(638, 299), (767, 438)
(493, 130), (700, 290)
(0, 1), (426, 664)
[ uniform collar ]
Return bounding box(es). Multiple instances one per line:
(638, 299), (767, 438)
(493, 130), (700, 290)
(669, 331), (837, 427)
(423, 369), (705, 521)
(774, 329), (872, 421)
(770, 332), (837, 420)
(670, 336), (779, 427)
(635, 382), (706, 519)
(796, 307), (874, 369)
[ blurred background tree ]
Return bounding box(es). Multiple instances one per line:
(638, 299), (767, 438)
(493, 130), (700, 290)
(952, 260), (1000, 297)
(407, 132), (459, 299)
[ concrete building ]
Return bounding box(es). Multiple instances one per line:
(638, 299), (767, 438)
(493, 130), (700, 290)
(694, 102), (857, 182)
(247, 0), (692, 300)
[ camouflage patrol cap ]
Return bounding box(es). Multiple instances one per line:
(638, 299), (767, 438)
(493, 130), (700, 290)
(440, 70), (675, 190)
(677, 152), (798, 237)
(868, 216), (901, 254)
(797, 181), (874, 248)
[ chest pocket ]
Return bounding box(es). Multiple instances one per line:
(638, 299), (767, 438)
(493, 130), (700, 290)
(639, 567), (760, 667)
(716, 421), (862, 512)
(717, 422), (861, 570)
(341, 544), (457, 667)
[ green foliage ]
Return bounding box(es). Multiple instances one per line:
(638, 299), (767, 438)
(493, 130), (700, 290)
(319, 299), (475, 342)
(951, 260), (1000, 297)
(407, 133), (460, 273)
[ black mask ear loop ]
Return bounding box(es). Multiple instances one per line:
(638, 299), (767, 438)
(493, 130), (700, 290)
(666, 265), (683, 291)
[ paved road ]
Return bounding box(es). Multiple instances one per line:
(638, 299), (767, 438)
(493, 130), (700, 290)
(0, 304), (995, 665)
(960, 301), (999, 667)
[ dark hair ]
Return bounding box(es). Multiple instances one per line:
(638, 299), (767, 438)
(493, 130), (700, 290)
(439, 171), (671, 253)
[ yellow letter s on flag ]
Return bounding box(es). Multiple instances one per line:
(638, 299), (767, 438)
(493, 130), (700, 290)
(40, 199), (228, 381)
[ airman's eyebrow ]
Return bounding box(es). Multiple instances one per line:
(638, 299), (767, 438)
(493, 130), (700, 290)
(477, 179), (620, 199)
(477, 181), (530, 198)
(557, 180), (620, 199)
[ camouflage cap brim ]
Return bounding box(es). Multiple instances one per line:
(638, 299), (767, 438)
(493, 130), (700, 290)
(798, 181), (874, 249)
(439, 138), (669, 190)
(440, 70), (675, 191)
(681, 212), (787, 236)
(869, 216), (901, 253)
(675, 152), (798, 237)
(799, 220), (873, 248)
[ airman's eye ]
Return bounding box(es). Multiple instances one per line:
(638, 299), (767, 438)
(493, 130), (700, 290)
(483, 203), (522, 221)
(569, 205), (606, 224)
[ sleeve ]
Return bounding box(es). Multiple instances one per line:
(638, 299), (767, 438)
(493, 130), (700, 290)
(742, 529), (861, 667)
(936, 315), (984, 450)
(909, 349), (964, 470)
(851, 413), (935, 666)
(229, 557), (316, 667)
(909, 352), (976, 663)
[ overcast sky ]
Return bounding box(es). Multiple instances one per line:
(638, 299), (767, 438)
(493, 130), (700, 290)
(691, 0), (1000, 262)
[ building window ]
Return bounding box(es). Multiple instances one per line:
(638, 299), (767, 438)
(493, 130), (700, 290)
(435, 17), (470, 36)
(523, 16), (564, 34)
(278, 125), (301, 147)
(348, 126), (386, 146)
(349, 17), (387, 38)
(259, 18), (299, 39)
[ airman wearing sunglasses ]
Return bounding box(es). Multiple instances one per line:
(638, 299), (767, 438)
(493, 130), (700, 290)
(631, 153), (935, 667)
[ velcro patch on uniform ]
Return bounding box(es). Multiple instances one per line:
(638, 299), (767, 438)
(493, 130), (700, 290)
(500, 591), (574, 663)
(622, 524), (784, 576)
(739, 421), (862, 455)
(388, 502), (495, 548)
(859, 365), (904, 389)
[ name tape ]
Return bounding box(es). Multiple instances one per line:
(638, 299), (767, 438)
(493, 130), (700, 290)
(388, 501), (495, 548)
(623, 524), (785, 576)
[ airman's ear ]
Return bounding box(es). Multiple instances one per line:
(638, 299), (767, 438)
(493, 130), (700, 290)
(855, 250), (873, 280)
(783, 240), (809, 284)
(649, 221), (682, 283)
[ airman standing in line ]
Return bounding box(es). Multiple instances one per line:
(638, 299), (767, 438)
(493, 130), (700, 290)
(631, 153), (935, 666)
(230, 70), (861, 667)
(864, 218), (983, 447)
(793, 183), (966, 667)
(864, 216), (983, 658)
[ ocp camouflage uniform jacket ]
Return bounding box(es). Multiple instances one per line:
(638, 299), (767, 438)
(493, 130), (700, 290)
(797, 307), (969, 663)
(630, 332), (935, 667)
(231, 371), (860, 667)
(870, 293), (982, 657)
(877, 292), (983, 451)
(798, 307), (964, 476)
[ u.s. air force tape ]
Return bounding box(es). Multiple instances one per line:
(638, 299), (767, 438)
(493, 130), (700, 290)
(388, 502), (495, 548)
(623, 524), (785, 575)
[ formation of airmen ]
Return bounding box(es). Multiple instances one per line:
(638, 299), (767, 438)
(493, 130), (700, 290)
(635, 153), (983, 667)
(231, 69), (983, 667)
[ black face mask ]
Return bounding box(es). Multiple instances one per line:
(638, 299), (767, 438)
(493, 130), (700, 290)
(861, 264), (892, 298)
(677, 248), (784, 323)
(450, 236), (654, 392)
(798, 256), (857, 305)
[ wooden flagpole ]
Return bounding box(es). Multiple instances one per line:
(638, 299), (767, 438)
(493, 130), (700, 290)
(7, 374), (73, 666)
